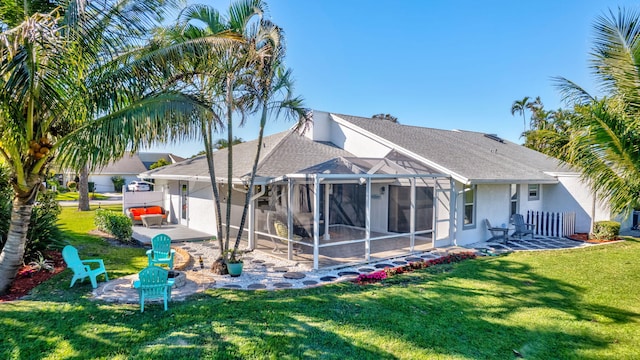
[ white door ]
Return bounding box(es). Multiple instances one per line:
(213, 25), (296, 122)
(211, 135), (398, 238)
(180, 182), (189, 226)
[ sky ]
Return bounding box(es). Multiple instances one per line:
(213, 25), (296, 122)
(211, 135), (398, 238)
(146, 0), (640, 158)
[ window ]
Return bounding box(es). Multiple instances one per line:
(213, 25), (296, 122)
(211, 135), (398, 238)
(528, 184), (540, 201)
(463, 184), (476, 228)
(388, 186), (434, 233)
(510, 184), (519, 217)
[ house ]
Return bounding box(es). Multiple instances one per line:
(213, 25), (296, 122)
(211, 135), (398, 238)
(138, 111), (619, 269)
(57, 152), (184, 192)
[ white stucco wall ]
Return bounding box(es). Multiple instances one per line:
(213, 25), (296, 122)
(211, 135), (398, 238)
(184, 181), (216, 235)
(88, 174), (138, 192)
(543, 176), (612, 233)
(331, 120), (393, 158)
(305, 110), (332, 142)
(455, 183), (511, 245)
(519, 184), (544, 213)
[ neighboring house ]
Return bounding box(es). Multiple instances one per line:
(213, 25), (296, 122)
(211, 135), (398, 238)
(58, 152), (184, 192)
(139, 111), (621, 269)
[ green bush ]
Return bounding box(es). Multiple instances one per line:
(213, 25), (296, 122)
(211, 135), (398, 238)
(0, 166), (65, 260)
(111, 176), (125, 193)
(27, 191), (66, 256)
(66, 181), (77, 191)
(592, 221), (620, 241)
(95, 209), (133, 242)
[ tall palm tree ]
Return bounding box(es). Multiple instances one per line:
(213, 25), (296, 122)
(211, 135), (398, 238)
(511, 96), (530, 133)
(230, 20), (309, 261)
(0, 1), (211, 294)
(162, 0), (268, 273)
(554, 7), (640, 216)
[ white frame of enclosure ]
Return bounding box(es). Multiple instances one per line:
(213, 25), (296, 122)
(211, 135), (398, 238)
(256, 172), (451, 270)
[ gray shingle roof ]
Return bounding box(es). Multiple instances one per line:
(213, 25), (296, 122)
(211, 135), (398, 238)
(332, 113), (572, 183)
(142, 131), (354, 182)
(97, 152), (148, 174)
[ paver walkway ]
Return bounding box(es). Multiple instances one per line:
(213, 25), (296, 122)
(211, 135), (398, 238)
(92, 235), (603, 304)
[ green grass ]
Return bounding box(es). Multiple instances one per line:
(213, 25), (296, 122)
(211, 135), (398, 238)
(2, 206), (639, 359)
(56, 192), (110, 201)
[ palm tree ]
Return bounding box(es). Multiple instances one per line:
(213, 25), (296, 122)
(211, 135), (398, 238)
(0, 1), (212, 294)
(162, 0), (268, 273)
(554, 8), (640, 216)
(511, 96), (530, 133)
(163, 1), (308, 270)
(230, 20), (309, 262)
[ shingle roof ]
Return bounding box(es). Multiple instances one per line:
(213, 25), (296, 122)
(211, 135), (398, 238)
(331, 113), (572, 183)
(97, 152), (148, 174)
(142, 131), (354, 182)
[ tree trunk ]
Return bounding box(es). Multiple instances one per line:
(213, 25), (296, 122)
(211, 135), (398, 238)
(77, 165), (90, 211)
(0, 199), (34, 295)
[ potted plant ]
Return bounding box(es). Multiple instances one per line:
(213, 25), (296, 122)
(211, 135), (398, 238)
(225, 250), (245, 277)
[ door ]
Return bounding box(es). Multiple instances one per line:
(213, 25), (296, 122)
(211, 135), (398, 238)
(180, 182), (189, 226)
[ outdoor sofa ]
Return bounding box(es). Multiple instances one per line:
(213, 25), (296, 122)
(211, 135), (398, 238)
(126, 206), (169, 225)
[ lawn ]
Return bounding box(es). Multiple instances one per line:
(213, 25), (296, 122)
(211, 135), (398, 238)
(56, 192), (110, 201)
(1, 207), (639, 359)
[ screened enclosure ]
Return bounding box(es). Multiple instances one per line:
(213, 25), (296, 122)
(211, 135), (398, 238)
(221, 156), (452, 269)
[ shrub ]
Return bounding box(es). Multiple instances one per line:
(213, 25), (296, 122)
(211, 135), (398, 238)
(0, 165), (64, 260)
(111, 176), (125, 193)
(27, 191), (65, 257)
(95, 209), (133, 242)
(592, 221), (620, 241)
(66, 181), (77, 191)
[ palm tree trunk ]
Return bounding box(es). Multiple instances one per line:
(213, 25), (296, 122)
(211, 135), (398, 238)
(232, 100), (267, 256)
(0, 199), (33, 295)
(224, 74), (234, 259)
(77, 165), (90, 211)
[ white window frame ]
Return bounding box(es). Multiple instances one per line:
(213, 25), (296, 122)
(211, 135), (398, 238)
(510, 184), (520, 217)
(463, 184), (476, 229)
(528, 184), (540, 201)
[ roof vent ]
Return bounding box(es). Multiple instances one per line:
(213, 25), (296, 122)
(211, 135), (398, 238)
(484, 133), (504, 143)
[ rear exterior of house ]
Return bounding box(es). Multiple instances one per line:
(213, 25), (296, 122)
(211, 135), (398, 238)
(138, 111), (618, 269)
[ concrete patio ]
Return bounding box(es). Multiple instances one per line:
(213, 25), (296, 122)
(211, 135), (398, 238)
(132, 223), (213, 245)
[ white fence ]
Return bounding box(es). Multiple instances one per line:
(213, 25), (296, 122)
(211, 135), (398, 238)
(525, 210), (576, 237)
(122, 191), (164, 210)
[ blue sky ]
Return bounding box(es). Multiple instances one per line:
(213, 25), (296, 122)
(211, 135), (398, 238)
(146, 0), (640, 157)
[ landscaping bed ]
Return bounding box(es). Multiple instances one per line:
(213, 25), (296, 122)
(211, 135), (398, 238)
(0, 250), (65, 302)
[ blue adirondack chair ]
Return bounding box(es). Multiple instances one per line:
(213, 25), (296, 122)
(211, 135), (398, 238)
(146, 234), (175, 269)
(133, 266), (175, 312)
(511, 214), (535, 239)
(61, 245), (109, 288)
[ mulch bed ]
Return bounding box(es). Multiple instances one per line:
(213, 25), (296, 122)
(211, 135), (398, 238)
(0, 250), (66, 303)
(567, 233), (620, 243)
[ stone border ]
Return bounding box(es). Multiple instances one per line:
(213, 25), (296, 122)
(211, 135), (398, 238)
(172, 246), (192, 271)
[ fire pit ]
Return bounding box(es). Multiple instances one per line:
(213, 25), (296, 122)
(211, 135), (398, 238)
(167, 270), (186, 288)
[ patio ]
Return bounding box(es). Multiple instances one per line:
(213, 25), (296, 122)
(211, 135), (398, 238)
(132, 223), (213, 245)
(92, 233), (601, 304)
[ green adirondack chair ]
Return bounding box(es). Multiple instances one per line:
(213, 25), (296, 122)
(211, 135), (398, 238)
(61, 245), (109, 288)
(133, 266), (175, 312)
(146, 234), (175, 269)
